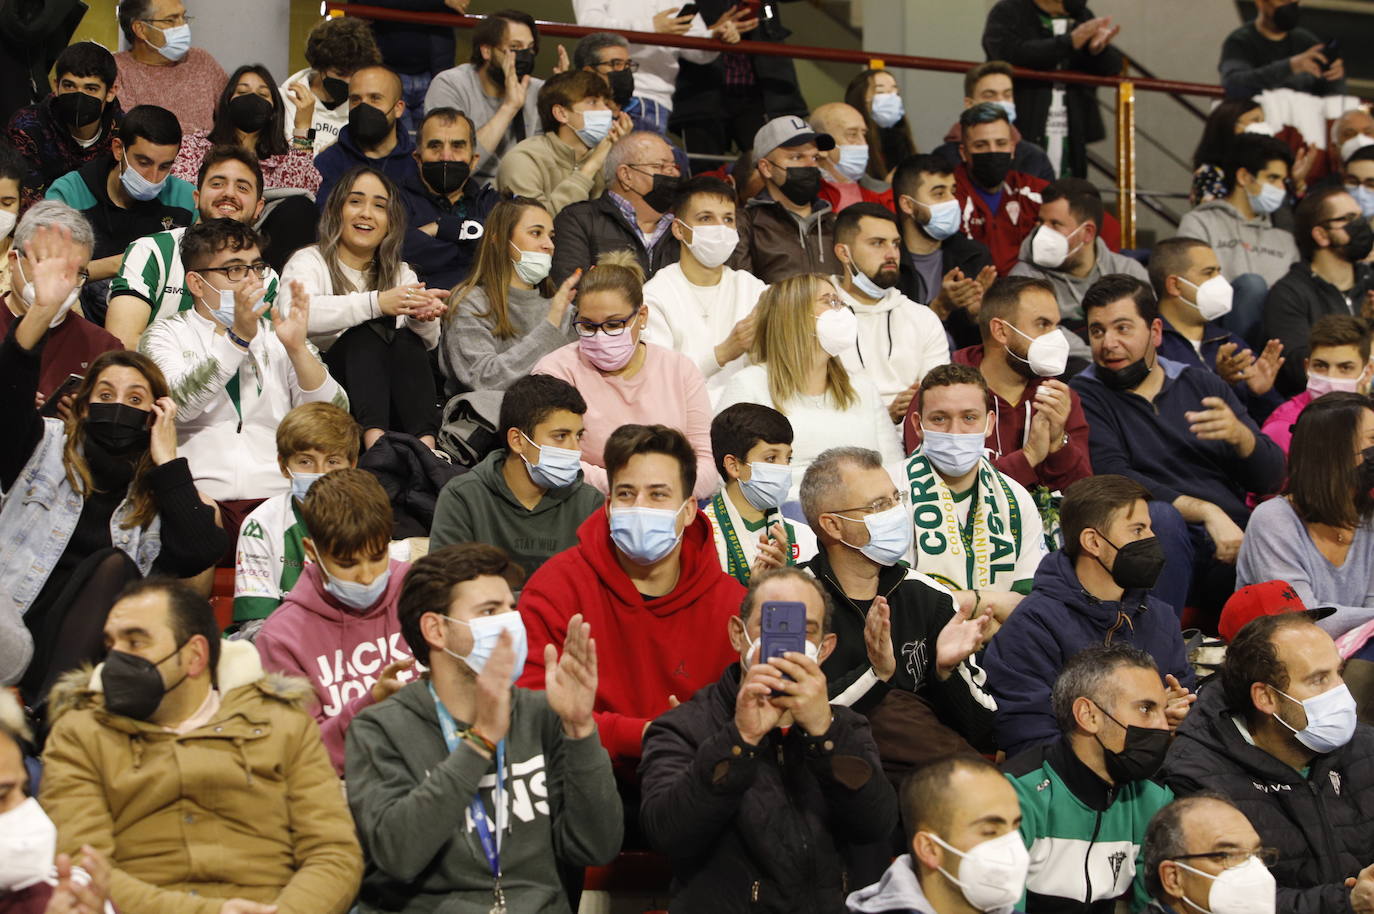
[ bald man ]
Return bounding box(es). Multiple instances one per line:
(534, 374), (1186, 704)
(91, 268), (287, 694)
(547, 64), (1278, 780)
(1142, 796), (1275, 914)
(810, 102), (895, 212)
(1333, 109), (1374, 165)
(314, 64), (416, 209)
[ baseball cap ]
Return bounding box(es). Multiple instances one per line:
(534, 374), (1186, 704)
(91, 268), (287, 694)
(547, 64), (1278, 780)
(1217, 580), (1337, 643)
(753, 115), (836, 159)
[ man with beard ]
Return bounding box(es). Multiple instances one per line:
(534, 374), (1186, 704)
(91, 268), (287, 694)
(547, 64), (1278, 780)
(830, 203), (949, 425)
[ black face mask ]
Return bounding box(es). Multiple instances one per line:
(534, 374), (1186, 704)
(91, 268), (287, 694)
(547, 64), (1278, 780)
(1094, 705), (1171, 784)
(1094, 532), (1166, 591)
(84, 402), (151, 455)
(421, 159), (471, 196)
(102, 644), (188, 721)
(773, 165), (821, 206)
(226, 93), (274, 133)
(321, 76), (350, 110)
(969, 151), (1013, 190)
(1273, 1), (1301, 31)
(1338, 219), (1374, 263)
(512, 48), (537, 80)
(52, 91), (105, 129)
(1097, 350), (1154, 391)
(637, 171), (679, 214)
(349, 102), (393, 147)
(607, 68), (635, 108)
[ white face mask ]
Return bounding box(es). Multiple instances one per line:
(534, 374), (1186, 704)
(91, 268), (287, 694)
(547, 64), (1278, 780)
(924, 830), (1030, 912)
(678, 220), (739, 269)
(510, 241), (553, 285)
(1341, 133), (1374, 164)
(1030, 222), (1086, 269)
(870, 92), (904, 129)
(1272, 682), (1358, 753)
(15, 255), (79, 328)
(1176, 275), (1234, 321)
(0, 209), (16, 241)
(1176, 856), (1276, 914)
(1243, 121), (1276, 137)
(741, 630), (821, 667)
(1002, 321), (1070, 377)
(0, 797), (57, 892)
(815, 306), (858, 356)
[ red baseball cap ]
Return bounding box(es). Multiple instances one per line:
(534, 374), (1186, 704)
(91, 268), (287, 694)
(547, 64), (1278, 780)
(1218, 580), (1336, 643)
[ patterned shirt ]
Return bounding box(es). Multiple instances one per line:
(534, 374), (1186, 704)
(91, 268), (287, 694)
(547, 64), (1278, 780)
(607, 191), (674, 250)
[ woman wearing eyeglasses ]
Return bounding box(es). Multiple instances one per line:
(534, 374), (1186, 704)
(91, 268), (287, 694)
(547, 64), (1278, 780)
(533, 250), (717, 498)
(717, 273), (903, 501)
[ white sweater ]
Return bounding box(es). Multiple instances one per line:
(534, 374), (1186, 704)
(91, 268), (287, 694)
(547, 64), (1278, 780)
(279, 68), (350, 157)
(571, 0), (718, 110)
(277, 245), (441, 352)
(833, 278), (950, 408)
(139, 308), (347, 501)
(642, 263), (766, 407)
(716, 363), (905, 502)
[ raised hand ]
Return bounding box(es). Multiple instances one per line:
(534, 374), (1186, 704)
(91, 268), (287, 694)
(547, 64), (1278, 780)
(1185, 396), (1252, 453)
(545, 612), (598, 738)
(765, 650), (832, 737)
(1070, 16), (1108, 50)
(285, 81), (316, 131)
(1033, 379), (1073, 442)
(748, 522), (788, 578)
(370, 658), (415, 702)
(888, 382), (919, 424)
(935, 601), (990, 680)
(23, 223), (82, 324)
(865, 595), (896, 681)
(230, 270), (270, 344)
(1163, 673), (1196, 729)
(502, 52), (530, 110)
(735, 660), (786, 745)
(716, 309), (757, 366)
(553, 44), (571, 75)
(473, 629), (516, 746)
(653, 6), (695, 34)
(1246, 339), (1285, 395)
(547, 268), (582, 326)
(1213, 341), (1252, 386)
(148, 396), (178, 465)
(1088, 21), (1119, 54)
(273, 280), (310, 352)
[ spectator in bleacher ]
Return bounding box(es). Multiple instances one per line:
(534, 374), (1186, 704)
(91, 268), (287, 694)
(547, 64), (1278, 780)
(642, 175), (763, 406)
(705, 403), (816, 585)
(718, 274), (903, 501)
(42, 578), (363, 913)
(831, 202), (948, 424)
(904, 363), (1044, 614)
(232, 402), (360, 627)
(1240, 394), (1374, 648)
(279, 16), (383, 157)
(2, 224), (225, 702)
(534, 253), (717, 498)
(1150, 236), (1285, 421)
(1344, 145), (1374, 218)
(1261, 314), (1371, 453)
(550, 130), (683, 285)
(0, 0), (84, 128)
(256, 469), (416, 775)
(810, 102), (892, 210)
(1140, 796), (1276, 914)
(440, 197), (577, 393)
(800, 446), (996, 768)
(425, 10), (546, 185)
(845, 68), (916, 185)
(314, 65), (414, 210)
(497, 70), (631, 216)
(744, 115), (841, 284)
(951, 103), (1047, 277)
(518, 423), (746, 774)
(1219, 0), (1345, 99)
(1265, 185), (1374, 396)
(365, 0), (470, 142)
(0, 201), (121, 404)
(1333, 109), (1374, 164)
(112, 0), (227, 134)
(640, 566), (898, 913)
(985, 475), (1195, 757)
(1007, 644), (1174, 912)
(399, 107), (500, 291)
(1072, 274), (1286, 625)
(280, 166), (447, 451)
(846, 757), (1029, 914)
(1160, 612), (1374, 912)
(45, 104), (194, 325)
(1188, 97), (1267, 206)
(932, 61), (1055, 184)
(0, 149), (20, 300)
(891, 154), (995, 351)
(349, 542), (621, 913)
(107, 145), (274, 349)
(430, 374), (603, 575)
(982, 0), (1123, 180)
(5, 41), (123, 207)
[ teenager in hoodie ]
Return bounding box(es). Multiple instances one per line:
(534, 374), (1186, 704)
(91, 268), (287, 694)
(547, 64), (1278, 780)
(984, 474), (1196, 757)
(517, 423), (745, 770)
(430, 374), (604, 576)
(847, 756), (1029, 914)
(256, 469), (418, 775)
(346, 542), (622, 914)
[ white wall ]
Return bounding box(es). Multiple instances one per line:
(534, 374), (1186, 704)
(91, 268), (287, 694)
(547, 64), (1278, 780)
(188, 0), (292, 81)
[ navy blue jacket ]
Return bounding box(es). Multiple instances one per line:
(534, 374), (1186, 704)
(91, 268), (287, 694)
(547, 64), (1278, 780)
(1157, 317), (1283, 424)
(313, 124), (417, 211)
(398, 173), (500, 289)
(983, 550), (1194, 756)
(1070, 356), (1285, 526)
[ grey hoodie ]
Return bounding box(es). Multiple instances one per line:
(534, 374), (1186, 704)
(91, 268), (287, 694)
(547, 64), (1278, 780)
(1176, 199), (1298, 288)
(847, 855), (1027, 914)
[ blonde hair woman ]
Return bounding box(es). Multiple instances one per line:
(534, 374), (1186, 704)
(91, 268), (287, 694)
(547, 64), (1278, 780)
(717, 273), (903, 499)
(533, 251), (717, 498)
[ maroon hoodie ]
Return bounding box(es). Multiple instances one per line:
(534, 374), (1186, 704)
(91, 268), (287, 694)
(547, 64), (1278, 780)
(255, 559), (417, 774)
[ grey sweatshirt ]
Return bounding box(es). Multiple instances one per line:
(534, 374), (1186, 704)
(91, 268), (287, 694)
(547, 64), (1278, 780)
(345, 679), (623, 914)
(846, 855), (941, 914)
(442, 285), (573, 391)
(1177, 200), (1298, 288)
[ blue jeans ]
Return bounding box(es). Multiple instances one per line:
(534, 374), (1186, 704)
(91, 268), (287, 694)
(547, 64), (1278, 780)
(398, 72), (432, 142)
(1219, 272), (1269, 349)
(1149, 499), (1193, 620)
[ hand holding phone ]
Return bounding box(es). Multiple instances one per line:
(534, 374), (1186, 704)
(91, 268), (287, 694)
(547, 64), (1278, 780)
(760, 600), (807, 692)
(678, 3), (700, 17)
(39, 373), (83, 418)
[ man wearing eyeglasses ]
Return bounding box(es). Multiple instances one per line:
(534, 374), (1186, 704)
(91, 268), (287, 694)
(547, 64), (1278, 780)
(1142, 795), (1278, 914)
(139, 218), (344, 562)
(113, 0), (226, 134)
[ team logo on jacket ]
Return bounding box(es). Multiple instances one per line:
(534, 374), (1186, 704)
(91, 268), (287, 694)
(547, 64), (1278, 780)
(1330, 771), (1342, 795)
(1108, 850), (1128, 884)
(902, 638), (928, 684)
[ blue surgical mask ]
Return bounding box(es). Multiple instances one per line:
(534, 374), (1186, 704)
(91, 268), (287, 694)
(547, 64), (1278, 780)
(1352, 185), (1374, 219)
(1248, 180), (1287, 215)
(609, 501), (690, 565)
(152, 23), (192, 62)
(290, 471), (324, 502)
(841, 245), (891, 301)
(870, 93), (904, 129)
(574, 109), (614, 147)
(441, 611), (528, 681)
(921, 198), (962, 241)
(120, 152), (166, 202)
(195, 278), (236, 329)
(835, 144), (870, 182)
(833, 502), (911, 566)
(520, 430), (582, 490)
(922, 426), (988, 477)
(997, 100), (1018, 123)
(740, 461), (792, 511)
(321, 562), (391, 611)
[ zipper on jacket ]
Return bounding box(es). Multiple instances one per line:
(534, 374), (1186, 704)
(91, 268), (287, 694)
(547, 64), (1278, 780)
(774, 738), (821, 914)
(1083, 803), (1105, 908)
(751, 881), (759, 903)
(1307, 779), (1344, 882)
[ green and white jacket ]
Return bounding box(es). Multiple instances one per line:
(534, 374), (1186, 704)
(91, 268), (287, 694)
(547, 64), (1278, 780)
(112, 226), (281, 327)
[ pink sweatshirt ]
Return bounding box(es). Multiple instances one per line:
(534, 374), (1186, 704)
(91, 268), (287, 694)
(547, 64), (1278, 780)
(533, 340), (718, 499)
(1261, 391), (1312, 455)
(114, 48), (227, 134)
(254, 559), (418, 775)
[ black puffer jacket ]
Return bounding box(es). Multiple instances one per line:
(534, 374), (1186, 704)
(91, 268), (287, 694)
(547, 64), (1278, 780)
(550, 192), (682, 287)
(1160, 679), (1374, 914)
(639, 663), (897, 914)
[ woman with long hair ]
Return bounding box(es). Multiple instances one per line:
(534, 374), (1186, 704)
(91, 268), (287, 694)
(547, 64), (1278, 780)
(845, 68), (916, 184)
(0, 223), (225, 709)
(441, 197), (579, 394)
(280, 165), (448, 450)
(1238, 391), (1374, 649)
(1190, 97), (1267, 205)
(717, 273), (902, 499)
(532, 251), (717, 498)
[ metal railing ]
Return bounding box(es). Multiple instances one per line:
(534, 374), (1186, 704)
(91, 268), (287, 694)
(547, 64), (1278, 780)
(325, 2), (1229, 247)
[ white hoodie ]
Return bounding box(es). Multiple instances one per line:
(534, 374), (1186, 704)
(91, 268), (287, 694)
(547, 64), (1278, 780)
(832, 277), (950, 411)
(279, 68), (350, 157)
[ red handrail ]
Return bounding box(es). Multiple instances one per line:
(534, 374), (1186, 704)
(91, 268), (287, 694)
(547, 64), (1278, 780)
(325, 2), (1226, 99)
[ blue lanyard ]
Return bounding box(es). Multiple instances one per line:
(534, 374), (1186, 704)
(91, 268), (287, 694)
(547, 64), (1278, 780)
(429, 683), (505, 878)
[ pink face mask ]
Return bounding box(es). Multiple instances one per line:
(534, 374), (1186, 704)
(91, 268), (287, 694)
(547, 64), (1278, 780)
(578, 327), (638, 371)
(1307, 372), (1363, 397)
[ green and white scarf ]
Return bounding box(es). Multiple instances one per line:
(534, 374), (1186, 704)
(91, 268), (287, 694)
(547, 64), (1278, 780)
(905, 451), (1025, 592)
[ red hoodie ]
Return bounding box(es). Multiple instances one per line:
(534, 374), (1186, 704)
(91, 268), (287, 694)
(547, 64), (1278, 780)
(254, 559), (418, 775)
(953, 162), (1048, 276)
(518, 507), (745, 764)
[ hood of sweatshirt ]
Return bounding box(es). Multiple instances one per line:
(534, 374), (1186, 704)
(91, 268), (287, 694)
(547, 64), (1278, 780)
(845, 855), (939, 914)
(1029, 550), (1155, 633)
(471, 448), (594, 516)
(833, 275), (902, 314)
(278, 559), (410, 625)
(335, 118), (417, 162)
